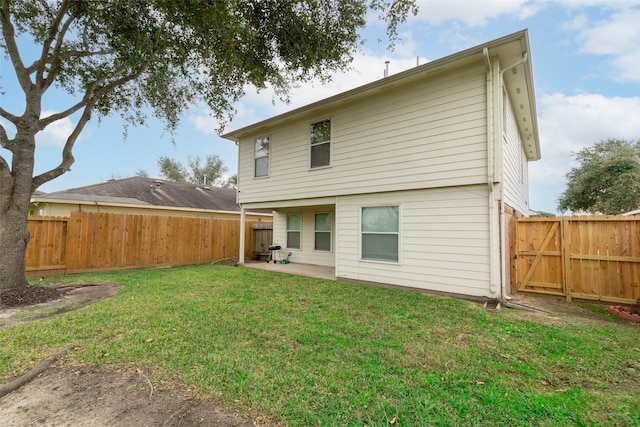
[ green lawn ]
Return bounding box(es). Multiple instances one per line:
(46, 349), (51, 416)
(1, 265), (639, 426)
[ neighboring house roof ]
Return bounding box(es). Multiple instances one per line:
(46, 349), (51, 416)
(34, 177), (240, 211)
(222, 29), (540, 161)
(34, 192), (154, 206)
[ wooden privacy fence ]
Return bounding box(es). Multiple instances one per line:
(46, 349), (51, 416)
(514, 216), (640, 304)
(25, 212), (265, 277)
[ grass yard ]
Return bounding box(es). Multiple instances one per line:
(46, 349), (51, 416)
(1, 264), (639, 426)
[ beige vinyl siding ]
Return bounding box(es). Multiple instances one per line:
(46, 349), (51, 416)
(336, 186), (493, 297)
(271, 206), (335, 267)
(502, 90), (530, 214)
(237, 63), (488, 204)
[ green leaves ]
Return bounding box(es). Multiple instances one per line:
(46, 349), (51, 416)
(157, 154), (229, 186)
(558, 139), (640, 215)
(4, 0), (417, 134)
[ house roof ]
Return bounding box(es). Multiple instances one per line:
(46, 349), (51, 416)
(33, 177), (240, 212)
(222, 29), (540, 161)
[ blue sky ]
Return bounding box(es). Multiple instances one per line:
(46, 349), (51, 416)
(2, 0), (640, 214)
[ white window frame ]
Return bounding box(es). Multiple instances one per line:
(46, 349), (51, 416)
(314, 212), (332, 252)
(309, 118), (331, 169)
(254, 136), (270, 178)
(360, 205), (400, 263)
(286, 213), (302, 249)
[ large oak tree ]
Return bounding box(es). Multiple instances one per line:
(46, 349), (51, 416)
(0, 0), (417, 294)
(557, 138), (640, 215)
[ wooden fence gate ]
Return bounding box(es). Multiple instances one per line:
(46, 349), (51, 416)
(514, 216), (640, 304)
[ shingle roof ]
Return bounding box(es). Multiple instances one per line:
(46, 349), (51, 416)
(41, 177), (240, 211)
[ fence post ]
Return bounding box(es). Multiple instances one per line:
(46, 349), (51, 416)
(513, 215), (520, 292)
(561, 217), (571, 302)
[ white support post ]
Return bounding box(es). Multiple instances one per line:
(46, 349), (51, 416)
(239, 205), (246, 265)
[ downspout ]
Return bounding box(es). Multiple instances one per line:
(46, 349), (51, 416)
(483, 48), (500, 298)
(496, 52), (529, 300)
(500, 53), (528, 80)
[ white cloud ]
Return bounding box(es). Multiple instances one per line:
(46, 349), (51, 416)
(411, 0), (544, 26)
(559, 0), (640, 9)
(189, 102), (262, 135)
(391, 31), (422, 58)
(574, 7), (640, 81)
(561, 13), (589, 31)
(35, 111), (75, 147)
(530, 92), (640, 186)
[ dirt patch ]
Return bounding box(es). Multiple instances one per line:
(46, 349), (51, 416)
(504, 292), (616, 326)
(0, 366), (256, 427)
(0, 285), (63, 307)
(0, 283), (263, 426)
(0, 282), (118, 329)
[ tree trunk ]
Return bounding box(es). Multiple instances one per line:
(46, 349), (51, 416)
(0, 128), (36, 294)
(0, 204), (30, 292)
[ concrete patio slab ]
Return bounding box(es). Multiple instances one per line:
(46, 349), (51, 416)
(243, 261), (335, 281)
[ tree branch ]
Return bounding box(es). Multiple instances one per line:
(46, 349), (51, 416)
(0, 346), (74, 398)
(0, 154), (8, 175)
(0, 122), (10, 187)
(37, 61), (138, 129)
(38, 46), (159, 130)
(0, 121), (8, 147)
(0, 153), (10, 202)
(35, 99), (86, 130)
(0, 106), (19, 124)
(0, 0), (32, 92)
(31, 103), (91, 191)
(60, 49), (114, 60)
(26, 49), (114, 75)
(40, 6), (84, 93)
(35, 0), (71, 87)
(32, 50), (158, 190)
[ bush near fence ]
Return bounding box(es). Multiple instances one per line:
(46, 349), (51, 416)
(25, 212), (265, 277)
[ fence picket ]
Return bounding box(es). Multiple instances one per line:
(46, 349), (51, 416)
(25, 212), (266, 277)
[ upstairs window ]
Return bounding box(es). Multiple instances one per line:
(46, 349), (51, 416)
(255, 136), (270, 177)
(361, 206), (399, 262)
(310, 119), (331, 168)
(286, 213), (302, 249)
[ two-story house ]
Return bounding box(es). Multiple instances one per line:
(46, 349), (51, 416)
(222, 30), (541, 300)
